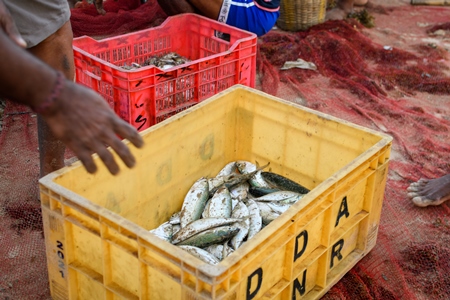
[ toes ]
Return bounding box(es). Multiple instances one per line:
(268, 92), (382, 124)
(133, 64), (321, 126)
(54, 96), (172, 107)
(407, 185), (419, 192)
(411, 196), (430, 207)
(407, 191), (418, 198)
(407, 179), (429, 191)
(417, 178), (429, 185)
(411, 196), (446, 207)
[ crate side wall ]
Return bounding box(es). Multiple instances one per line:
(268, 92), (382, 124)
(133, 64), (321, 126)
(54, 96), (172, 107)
(41, 86), (392, 300)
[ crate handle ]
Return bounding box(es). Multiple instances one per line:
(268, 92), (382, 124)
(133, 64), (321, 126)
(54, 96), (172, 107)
(83, 70), (101, 92)
(84, 70), (101, 81)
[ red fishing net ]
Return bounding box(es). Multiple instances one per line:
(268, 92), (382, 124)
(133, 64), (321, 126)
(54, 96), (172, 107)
(70, 0), (167, 38)
(1, 0), (449, 299)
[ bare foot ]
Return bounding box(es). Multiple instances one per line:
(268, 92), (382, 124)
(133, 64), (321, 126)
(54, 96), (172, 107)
(326, 0), (353, 21)
(354, 0), (368, 6)
(407, 174), (450, 207)
(326, 8), (348, 21)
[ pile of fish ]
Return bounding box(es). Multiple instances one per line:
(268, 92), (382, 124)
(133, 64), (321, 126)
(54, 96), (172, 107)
(121, 52), (191, 70)
(149, 161), (310, 265)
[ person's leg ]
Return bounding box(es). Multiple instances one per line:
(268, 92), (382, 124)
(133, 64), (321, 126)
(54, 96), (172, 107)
(326, 0), (354, 21)
(156, 0), (223, 19)
(186, 0), (223, 19)
(354, 0), (368, 5)
(407, 174), (450, 207)
(156, 0), (200, 16)
(27, 21), (75, 177)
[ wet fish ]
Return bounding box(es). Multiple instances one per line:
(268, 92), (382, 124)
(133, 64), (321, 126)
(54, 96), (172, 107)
(230, 181), (249, 201)
(179, 245), (220, 265)
(169, 211), (181, 225)
(266, 202), (292, 214)
(244, 198), (262, 240)
(254, 191), (304, 204)
(204, 244), (224, 261)
(176, 225), (240, 248)
(172, 224), (181, 236)
(222, 242), (235, 259)
(209, 162), (270, 195)
(249, 186), (281, 197)
(172, 217), (242, 245)
(256, 202), (281, 225)
(180, 177), (209, 227)
(236, 161), (272, 188)
(216, 161), (239, 177)
(207, 186), (232, 218)
(230, 201), (250, 250)
(261, 172), (310, 194)
(149, 221), (173, 242)
(150, 161), (310, 265)
(202, 199), (211, 219)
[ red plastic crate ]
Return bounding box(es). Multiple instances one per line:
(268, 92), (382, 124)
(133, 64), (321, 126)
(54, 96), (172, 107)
(73, 13), (257, 131)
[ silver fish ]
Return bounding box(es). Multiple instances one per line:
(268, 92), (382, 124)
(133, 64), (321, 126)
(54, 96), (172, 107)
(256, 202), (281, 226)
(229, 181), (249, 201)
(179, 245), (220, 265)
(222, 242), (235, 259)
(207, 186), (232, 218)
(231, 198), (239, 210)
(204, 244), (224, 261)
(261, 172), (310, 194)
(230, 201), (250, 250)
(180, 177), (209, 227)
(149, 221), (173, 242)
(236, 160), (272, 188)
(244, 199), (262, 240)
(209, 162), (270, 195)
(230, 220), (249, 250)
(172, 217), (242, 245)
(208, 176), (227, 194)
(169, 211), (181, 225)
(254, 191), (304, 204)
(176, 225), (240, 248)
(266, 202), (292, 214)
(231, 201), (250, 220)
(249, 186), (281, 197)
(172, 224), (181, 236)
(202, 199), (211, 219)
(216, 161), (239, 177)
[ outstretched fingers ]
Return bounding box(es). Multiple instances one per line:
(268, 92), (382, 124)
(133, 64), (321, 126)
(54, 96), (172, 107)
(70, 142), (98, 174)
(113, 117), (144, 150)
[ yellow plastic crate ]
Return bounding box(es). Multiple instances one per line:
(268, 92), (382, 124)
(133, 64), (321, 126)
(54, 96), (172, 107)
(39, 85), (392, 300)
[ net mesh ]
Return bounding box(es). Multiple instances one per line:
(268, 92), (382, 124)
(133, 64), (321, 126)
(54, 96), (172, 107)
(1, 1), (449, 299)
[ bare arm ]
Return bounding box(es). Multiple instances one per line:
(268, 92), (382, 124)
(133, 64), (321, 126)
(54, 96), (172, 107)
(0, 26), (144, 175)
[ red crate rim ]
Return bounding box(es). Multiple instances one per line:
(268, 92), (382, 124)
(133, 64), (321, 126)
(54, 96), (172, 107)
(72, 13), (257, 73)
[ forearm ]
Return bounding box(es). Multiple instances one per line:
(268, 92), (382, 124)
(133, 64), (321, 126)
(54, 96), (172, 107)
(0, 29), (56, 110)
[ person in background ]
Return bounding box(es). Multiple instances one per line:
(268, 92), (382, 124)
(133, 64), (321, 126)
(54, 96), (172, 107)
(407, 175), (450, 207)
(156, 0), (280, 37)
(326, 0), (369, 21)
(0, 0), (144, 176)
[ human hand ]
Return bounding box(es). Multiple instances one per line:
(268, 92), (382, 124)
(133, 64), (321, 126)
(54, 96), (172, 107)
(0, 0), (26, 47)
(41, 78), (144, 175)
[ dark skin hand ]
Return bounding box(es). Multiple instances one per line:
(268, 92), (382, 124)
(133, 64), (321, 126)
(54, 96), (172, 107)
(0, 1), (144, 175)
(39, 78), (144, 175)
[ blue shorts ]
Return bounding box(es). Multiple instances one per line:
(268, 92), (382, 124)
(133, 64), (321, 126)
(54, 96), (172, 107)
(218, 0), (280, 37)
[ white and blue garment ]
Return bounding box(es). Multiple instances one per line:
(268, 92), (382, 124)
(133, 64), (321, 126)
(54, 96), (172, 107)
(218, 0), (280, 37)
